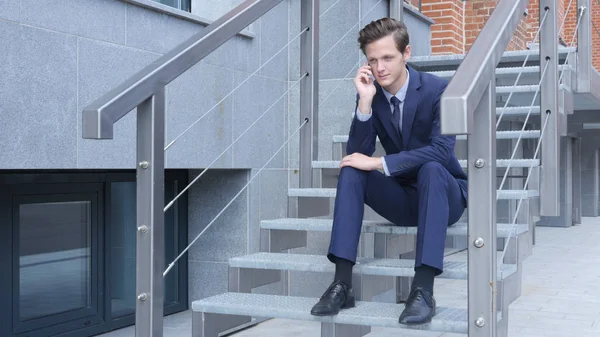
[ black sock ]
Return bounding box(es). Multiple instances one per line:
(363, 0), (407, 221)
(412, 265), (437, 294)
(333, 256), (354, 287)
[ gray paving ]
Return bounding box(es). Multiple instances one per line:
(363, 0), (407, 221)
(100, 216), (600, 337)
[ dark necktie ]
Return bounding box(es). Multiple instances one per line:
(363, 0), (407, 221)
(390, 96), (401, 136)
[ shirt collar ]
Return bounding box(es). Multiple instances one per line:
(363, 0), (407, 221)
(382, 67), (410, 104)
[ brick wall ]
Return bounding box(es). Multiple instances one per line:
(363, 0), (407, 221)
(416, 0), (600, 69)
(419, 0), (591, 54)
(421, 0), (465, 54)
(591, 3), (600, 69)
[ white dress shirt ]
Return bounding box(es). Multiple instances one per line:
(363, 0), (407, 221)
(354, 68), (410, 176)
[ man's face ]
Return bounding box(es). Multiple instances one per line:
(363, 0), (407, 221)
(365, 34), (410, 93)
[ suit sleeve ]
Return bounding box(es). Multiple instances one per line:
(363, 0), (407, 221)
(382, 80), (455, 177)
(346, 94), (377, 157)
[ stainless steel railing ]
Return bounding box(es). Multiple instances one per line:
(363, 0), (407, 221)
(81, 1), (317, 336)
(440, 1), (531, 336)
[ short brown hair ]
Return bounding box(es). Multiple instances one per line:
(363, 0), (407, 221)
(358, 18), (409, 55)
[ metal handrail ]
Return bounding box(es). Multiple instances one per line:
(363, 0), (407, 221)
(438, 1), (529, 336)
(81, 0), (284, 139)
(78, 2), (315, 337)
(440, 0), (528, 135)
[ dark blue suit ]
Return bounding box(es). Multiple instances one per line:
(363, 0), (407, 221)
(327, 66), (468, 275)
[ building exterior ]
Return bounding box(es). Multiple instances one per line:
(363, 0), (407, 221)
(1, 0), (599, 336)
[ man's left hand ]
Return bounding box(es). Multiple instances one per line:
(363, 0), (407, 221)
(340, 153), (383, 171)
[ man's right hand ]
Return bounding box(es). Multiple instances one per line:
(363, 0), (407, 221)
(354, 63), (376, 114)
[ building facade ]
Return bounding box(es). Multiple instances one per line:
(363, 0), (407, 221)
(1, 0), (599, 336)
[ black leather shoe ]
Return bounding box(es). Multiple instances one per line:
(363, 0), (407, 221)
(398, 287), (436, 324)
(310, 280), (355, 316)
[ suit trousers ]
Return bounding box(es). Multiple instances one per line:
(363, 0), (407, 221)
(327, 162), (466, 275)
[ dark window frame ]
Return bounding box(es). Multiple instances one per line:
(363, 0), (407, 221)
(0, 170), (189, 337)
(155, 0), (191, 12)
(11, 185), (104, 336)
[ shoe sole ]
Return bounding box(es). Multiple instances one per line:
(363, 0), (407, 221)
(310, 298), (356, 316)
(398, 309), (436, 325)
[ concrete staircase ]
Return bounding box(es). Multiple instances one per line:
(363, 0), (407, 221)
(190, 47), (576, 336)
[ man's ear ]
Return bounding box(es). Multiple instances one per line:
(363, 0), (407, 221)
(403, 45), (411, 62)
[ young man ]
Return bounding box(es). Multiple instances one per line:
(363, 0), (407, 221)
(310, 18), (468, 325)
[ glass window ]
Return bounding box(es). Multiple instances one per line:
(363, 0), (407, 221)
(9, 187), (103, 336)
(0, 171), (188, 337)
(19, 201), (92, 322)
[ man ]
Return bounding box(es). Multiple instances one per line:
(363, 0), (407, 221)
(310, 18), (467, 325)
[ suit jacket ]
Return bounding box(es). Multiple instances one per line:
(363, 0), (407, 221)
(347, 66), (468, 203)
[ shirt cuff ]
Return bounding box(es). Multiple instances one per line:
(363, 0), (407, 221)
(381, 156), (390, 176)
(355, 107), (372, 121)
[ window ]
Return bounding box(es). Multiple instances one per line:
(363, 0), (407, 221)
(0, 170), (189, 337)
(154, 0), (191, 12)
(405, 0), (423, 12)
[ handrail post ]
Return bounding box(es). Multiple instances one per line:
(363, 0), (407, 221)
(577, 0), (591, 92)
(540, 0), (560, 216)
(135, 87), (166, 337)
(299, 0), (319, 188)
(467, 80), (497, 337)
(390, 0), (404, 21)
(440, 1), (528, 336)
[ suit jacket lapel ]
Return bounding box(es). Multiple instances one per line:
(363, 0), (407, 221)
(373, 85), (402, 150)
(401, 67), (421, 148)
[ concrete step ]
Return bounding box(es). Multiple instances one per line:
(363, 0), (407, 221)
(192, 293), (483, 335)
(230, 253), (517, 280)
(408, 46), (576, 68)
(457, 130), (540, 140)
(332, 130), (540, 143)
(497, 84), (539, 94)
(312, 159), (540, 169)
(289, 188), (539, 200)
(495, 105), (540, 116)
(260, 218), (529, 238)
(496, 83), (568, 94)
(427, 65), (567, 79)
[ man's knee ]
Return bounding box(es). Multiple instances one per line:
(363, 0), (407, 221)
(417, 162), (446, 179)
(337, 166), (369, 190)
(339, 166), (366, 180)
(417, 162), (452, 190)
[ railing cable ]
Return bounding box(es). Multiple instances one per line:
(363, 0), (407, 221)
(320, 0), (343, 18)
(163, 118), (310, 276)
(559, 0), (576, 35)
(319, 0), (383, 62)
(558, 6), (586, 85)
(496, 8), (549, 128)
(499, 112), (551, 264)
(500, 9), (582, 266)
(496, 61), (550, 197)
(164, 72), (309, 213)
(164, 26), (309, 151)
(319, 57), (367, 110)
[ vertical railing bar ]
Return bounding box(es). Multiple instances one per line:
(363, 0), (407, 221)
(540, 0), (560, 216)
(136, 87), (166, 337)
(468, 79), (497, 337)
(577, 0), (591, 92)
(299, 0), (319, 188)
